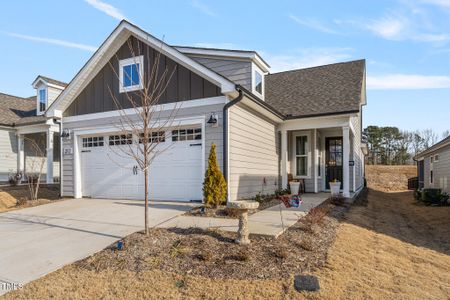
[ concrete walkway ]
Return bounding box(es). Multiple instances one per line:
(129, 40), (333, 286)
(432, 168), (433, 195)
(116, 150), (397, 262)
(0, 198), (193, 296)
(158, 193), (329, 238)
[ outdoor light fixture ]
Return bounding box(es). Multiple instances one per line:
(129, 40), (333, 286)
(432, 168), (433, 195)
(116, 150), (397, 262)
(207, 113), (218, 127)
(61, 129), (71, 139)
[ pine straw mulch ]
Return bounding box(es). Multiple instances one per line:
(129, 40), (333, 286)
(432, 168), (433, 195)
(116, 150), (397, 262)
(75, 196), (353, 281)
(184, 198), (281, 219)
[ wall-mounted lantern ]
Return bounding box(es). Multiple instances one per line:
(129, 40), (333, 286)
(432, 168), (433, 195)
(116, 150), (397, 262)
(207, 113), (219, 128)
(61, 129), (71, 139)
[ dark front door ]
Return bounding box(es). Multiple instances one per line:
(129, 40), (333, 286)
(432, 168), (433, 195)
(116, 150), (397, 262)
(326, 137), (343, 189)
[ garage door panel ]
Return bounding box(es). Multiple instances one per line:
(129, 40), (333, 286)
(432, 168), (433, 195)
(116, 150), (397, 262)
(81, 131), (203, 201)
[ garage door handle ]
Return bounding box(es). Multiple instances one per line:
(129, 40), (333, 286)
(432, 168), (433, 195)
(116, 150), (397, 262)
(190, 143), (202, 146)
(81, 150), (91, 153)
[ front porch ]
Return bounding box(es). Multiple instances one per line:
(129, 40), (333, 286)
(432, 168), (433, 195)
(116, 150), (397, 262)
(15, 121), (60, 184)
(279, 115), (363, 197)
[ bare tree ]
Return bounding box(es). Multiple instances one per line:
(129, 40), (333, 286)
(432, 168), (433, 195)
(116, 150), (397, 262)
(442, 130), (450, 140)
(422, 129), (439, 148)
(107, 38), (179, 234)
(24, 136), (46, 201)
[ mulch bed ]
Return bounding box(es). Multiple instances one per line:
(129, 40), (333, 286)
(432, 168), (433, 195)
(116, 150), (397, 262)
(184, 197), (281, 219)
(75, 195), (354, 280)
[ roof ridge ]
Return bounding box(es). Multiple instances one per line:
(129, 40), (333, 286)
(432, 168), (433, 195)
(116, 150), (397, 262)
(268, 59), (366, 76)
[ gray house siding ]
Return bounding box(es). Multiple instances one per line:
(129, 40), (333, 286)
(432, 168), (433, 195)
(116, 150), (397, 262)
(64, 36), (221, 117)
(0, 128), (18, 181)
(228, 103), (278, 200)
(422, 145), (450, 193)
(187, 56), (252, 91)
(61, 102), (225, 197)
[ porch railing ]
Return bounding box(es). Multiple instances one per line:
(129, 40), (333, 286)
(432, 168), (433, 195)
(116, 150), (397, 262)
(407, 177), (419, 190)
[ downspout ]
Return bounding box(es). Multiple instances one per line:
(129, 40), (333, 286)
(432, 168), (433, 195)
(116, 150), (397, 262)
(54, 118), (62, 198)
(222, 86), (243, 198)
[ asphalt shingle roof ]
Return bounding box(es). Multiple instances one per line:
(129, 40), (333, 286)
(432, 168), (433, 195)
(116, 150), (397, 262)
(0, 93), (45, 126)
(265, 60), (365, 118)
(38, 76), (68, 87)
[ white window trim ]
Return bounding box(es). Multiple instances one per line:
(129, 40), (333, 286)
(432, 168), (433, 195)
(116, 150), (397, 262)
(292, 132), (311, 179)
(37, 87), (47, 115)
(119, 55), (144, 93)
(251, 62), (265, 99)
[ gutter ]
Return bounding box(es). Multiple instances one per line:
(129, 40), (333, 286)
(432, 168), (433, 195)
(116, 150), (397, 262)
(222, 87), (244, 186)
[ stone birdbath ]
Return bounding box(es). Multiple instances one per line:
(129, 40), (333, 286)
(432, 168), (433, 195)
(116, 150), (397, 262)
(227, 200), (259, 245)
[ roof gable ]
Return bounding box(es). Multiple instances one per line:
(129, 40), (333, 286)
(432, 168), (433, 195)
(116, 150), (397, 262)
(46, 20), (235, 118)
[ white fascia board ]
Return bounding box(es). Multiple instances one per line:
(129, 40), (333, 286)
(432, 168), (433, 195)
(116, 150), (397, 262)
(63, 96), (227, 124)
(279, 114), (355, 131)
(47, 21), (235, 118)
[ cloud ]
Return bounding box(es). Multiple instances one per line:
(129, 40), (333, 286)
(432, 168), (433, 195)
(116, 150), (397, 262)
(365, 14), (408, 40)
(420, 0), (450, 7)
(190, 0), (217, 17)
(85, 0), (126, 20)
(367, 74), (450, 89)
(263, 47), (353, 73)
(4, 32), (97, 52)
(289, 15), (338, 34)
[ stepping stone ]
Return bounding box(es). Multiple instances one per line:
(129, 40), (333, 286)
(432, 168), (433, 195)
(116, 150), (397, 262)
(294, 275), (320, 292)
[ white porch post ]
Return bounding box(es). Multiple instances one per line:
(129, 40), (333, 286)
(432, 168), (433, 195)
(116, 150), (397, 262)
(313, 129), (318, 193)
(342, 126), (350, 197)
(46, 129), (54, 184)
(17, 134), (24, 182)
(281, 130), (288, 189)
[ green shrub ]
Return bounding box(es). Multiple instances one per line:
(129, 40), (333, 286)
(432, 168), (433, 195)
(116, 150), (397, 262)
(203, 144), (227, 207)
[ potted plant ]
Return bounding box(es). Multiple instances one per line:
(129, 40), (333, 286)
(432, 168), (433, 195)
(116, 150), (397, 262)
(289, 179), (301, 195)
(329, 179), (341, 197)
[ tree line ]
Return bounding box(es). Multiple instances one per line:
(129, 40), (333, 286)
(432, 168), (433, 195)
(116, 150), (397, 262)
(363, 126), (450, 165)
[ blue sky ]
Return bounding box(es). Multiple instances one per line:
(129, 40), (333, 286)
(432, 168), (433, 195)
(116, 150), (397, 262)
(0, 0), (449, 136)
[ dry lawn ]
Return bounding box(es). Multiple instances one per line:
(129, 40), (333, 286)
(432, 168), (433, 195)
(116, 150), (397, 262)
(365, 164), (416, 192)
(4, 165), (450, 300)
(0, 185), (60, 213)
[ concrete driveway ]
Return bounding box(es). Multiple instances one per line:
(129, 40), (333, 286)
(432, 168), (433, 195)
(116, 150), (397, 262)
(0, 198), (193, 295)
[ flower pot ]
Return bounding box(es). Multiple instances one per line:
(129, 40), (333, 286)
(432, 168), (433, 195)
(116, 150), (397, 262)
(329, 182), (341, 196)
(290, 181), (301, 195)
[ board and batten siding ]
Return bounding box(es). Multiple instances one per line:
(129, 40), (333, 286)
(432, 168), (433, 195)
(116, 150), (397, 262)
(0, 128), (18, 181)
(228, 103), (278, 200)
(188, 56), (252, 91)
(61, 102), (225, 197)
(423, 146), (450, 193)
(64, 36), (221, 117)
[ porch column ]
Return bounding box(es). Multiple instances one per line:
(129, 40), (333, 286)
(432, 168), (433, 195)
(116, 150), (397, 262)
(281, 130), (288, 189)
(17, 134), (24, 182)
(313, 129), (318, 193)
(46, 129), (54, 184)
(342, 126), (350, 197)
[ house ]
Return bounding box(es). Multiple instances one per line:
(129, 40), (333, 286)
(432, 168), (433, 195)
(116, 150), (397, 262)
(0, 76), (66, 184)
(1, 20), (367, 201)
(415, 136), (450, 193)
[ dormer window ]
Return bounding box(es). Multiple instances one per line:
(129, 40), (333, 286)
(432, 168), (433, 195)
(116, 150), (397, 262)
(39, 88), (46, 112)
(255, 71), (263, 94)
(119, 56), (144, 93)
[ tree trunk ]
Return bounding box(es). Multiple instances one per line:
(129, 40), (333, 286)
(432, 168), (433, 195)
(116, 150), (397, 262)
(144, 168), (149, 235)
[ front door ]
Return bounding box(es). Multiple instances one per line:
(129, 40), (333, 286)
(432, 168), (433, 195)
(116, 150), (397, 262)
(326, 137), (343, 189)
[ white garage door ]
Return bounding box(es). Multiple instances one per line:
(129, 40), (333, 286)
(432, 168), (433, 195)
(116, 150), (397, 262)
(80, 128), (203, 201)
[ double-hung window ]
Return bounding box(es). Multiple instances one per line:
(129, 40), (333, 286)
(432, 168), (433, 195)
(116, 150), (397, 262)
(119, 56), (144, 93)
(39, 89), (46, 113)
(254, 70), (263, 95)
(295, 135), (309, 177)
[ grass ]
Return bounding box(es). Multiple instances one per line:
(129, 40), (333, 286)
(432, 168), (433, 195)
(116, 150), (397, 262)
(4, 165), (450, 299)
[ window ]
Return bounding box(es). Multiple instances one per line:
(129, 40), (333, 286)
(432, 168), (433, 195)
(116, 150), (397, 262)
(295, 135), (308, 177)
(139, 131), (165, 143)
(254, 70), (263, 95)
(172, 128), (202, 141)
(39, 89), (46, 112)
(119, 56), (144, 93)
(430, 170), (434, 184)
(435, 154), (439, 162)
(82, 136), (104, 148)
(317, 137), (322, 178)
(109, 134), (133, 146)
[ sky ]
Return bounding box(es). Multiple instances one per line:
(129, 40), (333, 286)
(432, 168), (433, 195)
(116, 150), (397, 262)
(0, 0), (449, 136)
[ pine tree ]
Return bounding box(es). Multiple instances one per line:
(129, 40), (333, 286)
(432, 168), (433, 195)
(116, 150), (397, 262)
(203, 143), (227, 207)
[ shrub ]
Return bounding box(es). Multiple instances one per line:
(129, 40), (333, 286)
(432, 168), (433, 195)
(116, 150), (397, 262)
(8, 172), (22, 186)
(203, 144), (227, 207)
(305, 206), (328, 226)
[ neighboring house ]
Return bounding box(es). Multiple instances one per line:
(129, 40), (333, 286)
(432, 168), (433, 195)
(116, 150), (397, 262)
(415, 136), (450, 193)
(2, 20), (367, 201)
(0, 76), (66, 183)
